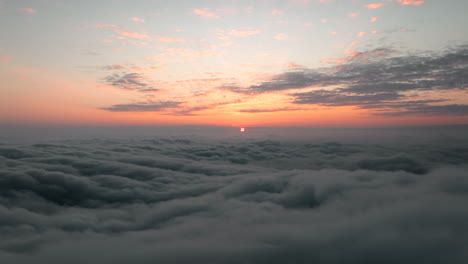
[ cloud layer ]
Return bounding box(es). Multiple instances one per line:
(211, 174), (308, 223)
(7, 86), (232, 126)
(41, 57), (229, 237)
(224, 45), (468, 116)
(1, 132), (468, 263)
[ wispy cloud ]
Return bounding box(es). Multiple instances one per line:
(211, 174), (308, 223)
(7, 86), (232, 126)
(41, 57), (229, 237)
(365, 3), (384, 9)
(101, 101), (180, 112)
(274, 33), (289, 40)
(19, 8), (37, 14)
(131, 17), (145, 22)
(166, 48), (215, 57)
(192, 8), (220, 19)
(371, 17), (379, 22)
(131, 66), (165, 72)
(229, 29), (262, 37)
(287, 62), (304, 68)
(272, 9), (283, 15)
(102, 64), (125, 70)
(0, 55), (12, 63)
(104, 72), (158, 92)
(397, 0), (425, 6)
(238, 107), (304, 113)
(222, 44), (468, 116)
(95, 24), (117, 28)
(158, 36), (186, 42)
(114, 30), (150, 39)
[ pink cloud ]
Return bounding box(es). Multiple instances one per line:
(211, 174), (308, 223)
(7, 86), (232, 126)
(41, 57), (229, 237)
(102, 64), (125, 70)
(397, 0), (425, 6)
(114, 30), (150, 39)
(304, 23), (313, 27)
(229, 29), (262, 37)
(371, 17), (379, 22)
(192, 9), (219, 19)
(166, 48), (214, 57)
(321, 58), (346, 64)
(272, 9), (283, 15)
(158, 37), (186, 42)
(0, 56), (12, 63)
(365, 3), (384, 9)
(358, 32), (366, 37)
(348, 13), (359, 18)
(322, 48), (395, 65)
(371, 30), (378, 34)
(216, 8), (237, 15)
(19, 8), (37, 14)
(95, 24), (117, 28)
(287, 62), (304, 68)
(321, 19), (327, 23)
(220, 41), (233, 47)
(274, 33), (288, 40)
(329, 31), (337, 35)
(131, 66), (165, 72)
(132, 17), (145, 23)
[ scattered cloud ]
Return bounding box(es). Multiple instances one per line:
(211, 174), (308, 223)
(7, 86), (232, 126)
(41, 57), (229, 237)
(288, 62), (304, 68)
(192, 8), (220, 19)
(238, 107), (304, 113)
(348, 13), (359, 18)
(272, 9), (283, 15)
(102, 64), (125, 70)
(102, 101), (180, 111)
(397, 0), (425, 6)
(229, 29), (262, 37)
(114, 30), (150, 39)
(166, 48), (215, 57)
(0, 55), (12, 63)
(222, 44), (468, 116)
(358, 32), (366, 37)
(95, 24), (117, 28)
(131, 66), (165, 72)
(158, 36), (186, 42)
(104, 72), (158, 92)
(371, 17), (379, 22)
(132, 17), (145, 22)
(19, 8), (37, 14)
(365, 3), (384, 9)
(274, 33), (289, 40)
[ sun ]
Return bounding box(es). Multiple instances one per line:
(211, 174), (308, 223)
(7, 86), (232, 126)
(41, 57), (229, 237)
(240, 127), (246, 132)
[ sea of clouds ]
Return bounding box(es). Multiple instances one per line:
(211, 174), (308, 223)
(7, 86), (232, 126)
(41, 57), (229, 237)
(1, 126), (468, 263)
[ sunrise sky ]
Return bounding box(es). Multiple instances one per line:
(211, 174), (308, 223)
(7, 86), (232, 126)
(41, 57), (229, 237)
(1, 0), (467, 127)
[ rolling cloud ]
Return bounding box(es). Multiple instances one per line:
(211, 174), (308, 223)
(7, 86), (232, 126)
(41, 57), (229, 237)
(1, 130), (468, 263)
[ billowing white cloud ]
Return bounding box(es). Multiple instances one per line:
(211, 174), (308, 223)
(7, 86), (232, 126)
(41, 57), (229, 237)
(0, 129), (468, 263)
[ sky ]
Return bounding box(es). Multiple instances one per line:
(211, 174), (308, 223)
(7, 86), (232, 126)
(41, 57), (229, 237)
(1, 0), (468, 127)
